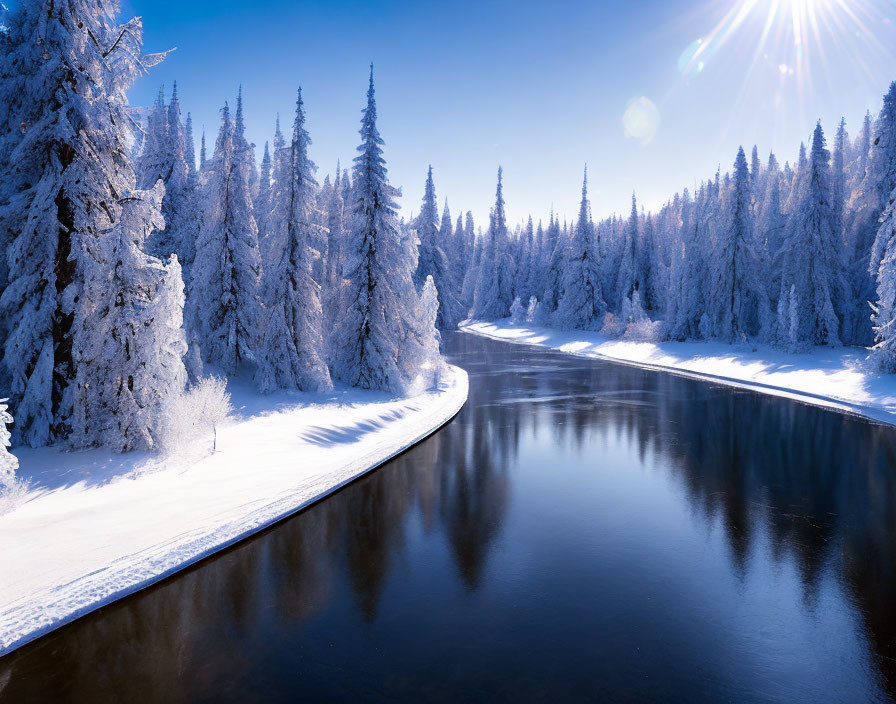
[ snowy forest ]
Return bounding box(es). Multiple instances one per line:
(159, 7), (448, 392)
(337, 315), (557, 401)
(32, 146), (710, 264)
(0, 1), (443, 474)
(467, 85), (896, 365)
(1, 0), (896, 481)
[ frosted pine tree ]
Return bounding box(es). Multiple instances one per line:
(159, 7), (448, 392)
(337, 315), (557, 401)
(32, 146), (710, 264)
(255, 141), (273, 241)
(615, 193), (642, 308)
(189, 101), (262, 374)
(0, 399), (18, 492)
(555, 168), (606, 330)
(135, 83), (196, 271)
(322, 166), (345, 325)
(136, 87), (168, 190)
(868, 83), (896, 275)
(472, 168), (515, 319)
(778, 123), (845, 346)
(256, 89), (332, 393)
(261, 115), (288, 266)
(185, 112), (198, 186)
(0, 1), (166, 446)
(710, 146), (766, 340)
(330, 67), (435, 393)
(539, 212), (565, 319)
(410, 276), (443, 390)
(871, 189), (896, 372)
(414, 167), (463, 328)
(199, 128), (207, 171)
(69, 183), (188, 451)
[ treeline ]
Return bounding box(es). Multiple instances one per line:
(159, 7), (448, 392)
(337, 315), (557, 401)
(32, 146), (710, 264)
(0, 2), (442, 455)
(459, 84), (896, 371)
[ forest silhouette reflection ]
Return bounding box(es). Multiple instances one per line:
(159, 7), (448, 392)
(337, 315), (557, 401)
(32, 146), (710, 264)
(2, 333), (896, 703)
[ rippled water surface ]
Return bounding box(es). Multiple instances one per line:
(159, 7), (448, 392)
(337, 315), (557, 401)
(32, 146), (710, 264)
(3, 332), (896, 703)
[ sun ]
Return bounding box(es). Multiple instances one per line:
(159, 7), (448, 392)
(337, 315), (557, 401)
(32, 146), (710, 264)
(678, 0), (894, 91)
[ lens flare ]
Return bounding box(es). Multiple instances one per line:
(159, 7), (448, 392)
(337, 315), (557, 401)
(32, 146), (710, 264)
(622, 97), (661, 144)
(678, 0), (894, 94)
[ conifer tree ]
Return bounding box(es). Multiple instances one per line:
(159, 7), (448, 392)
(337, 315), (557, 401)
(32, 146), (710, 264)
(330, 67), (434, 393)
(189, 101), (262, 374)
(199, 128), (207, 171)
(472, 168), (515, 320)
(0, 1), (166, 446)
(414, 167), (462, 328)
(0, 398), (17, 491)
(616, 193), (641, 306)
(778, 123), (845, 346)
(70, 183), (187, 451)
(185, 111), (198, 186)
(555, 167), (606, 330)
(871, 189), (896, 371)
(255, 140), (273, 240)
(710, 146), (765, 340)
(256, 89), (331, 393)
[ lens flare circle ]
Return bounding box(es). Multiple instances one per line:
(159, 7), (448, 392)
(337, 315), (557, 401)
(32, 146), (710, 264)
(622, 97), (661, 144)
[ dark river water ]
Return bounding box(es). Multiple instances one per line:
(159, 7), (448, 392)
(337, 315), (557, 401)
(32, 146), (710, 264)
(3, 332), (896, 703)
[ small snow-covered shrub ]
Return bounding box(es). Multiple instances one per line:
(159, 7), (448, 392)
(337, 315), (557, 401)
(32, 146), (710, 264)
(599, 312), (625, 338)
(0, 399), (27, 516)
(158, 377), (233, 457)
(526, 296), (538, 323)
(622, 318), (664, 342)
(510, 296), (526, 325)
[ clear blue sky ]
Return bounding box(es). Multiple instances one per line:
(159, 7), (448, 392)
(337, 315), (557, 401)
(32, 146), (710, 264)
(100, 1), (896, 223)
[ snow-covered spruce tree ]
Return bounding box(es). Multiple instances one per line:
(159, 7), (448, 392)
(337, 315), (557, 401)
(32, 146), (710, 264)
(460, 212), (480, 311)
(555, 168), (606, 330)
(0, 398), (18, 492)
(136, 86), (167, 184)
(199, 128), (207, 171)
(189, 101), (262, 375)
(709, 146), (766, 340)
(615, 193), (642, 309)
(538, 211), (565, 319)
(135, 83), (196, 272)
(260, 115), (288, 266)
(69, 182), (188, 451)
(322, 166), (345, 324)
(868, 83), (896, 275)
(413, 275), (443, 388)
(472, 168), (516, 320)
(255, 140), (273, 241)
(510, 296), (525, 325)
(414, 167), (463, 329)
(330, 67), (436, 394)
(256, 89), (332, 393)
(0, 2), (165, 447)
(843, 84), (896, 346)
(778, 122), (845, 347)
(832, 118), (848, 238)
(450, 211), (467, 301)
(871, 189), (896, 372)
(185, 111), (198, 186)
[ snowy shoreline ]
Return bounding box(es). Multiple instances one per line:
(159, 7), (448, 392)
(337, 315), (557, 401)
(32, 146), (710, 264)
(0, 365), (468, 658)
(462, 321), (896, 426)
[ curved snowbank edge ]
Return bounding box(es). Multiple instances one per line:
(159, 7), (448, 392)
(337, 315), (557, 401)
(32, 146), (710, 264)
(0, 365), (468, 658)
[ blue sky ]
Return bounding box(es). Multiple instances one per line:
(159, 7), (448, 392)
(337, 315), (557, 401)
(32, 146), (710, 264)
(119, 1), (896, 224)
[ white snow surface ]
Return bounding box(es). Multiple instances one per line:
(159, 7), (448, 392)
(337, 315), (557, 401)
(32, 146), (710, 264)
(0, 365), (468, 656)
(462, 320), (896, 425)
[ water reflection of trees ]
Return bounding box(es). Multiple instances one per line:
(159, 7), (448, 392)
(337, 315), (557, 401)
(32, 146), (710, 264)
(0, 335), (516, 700)
(534, 351), (896, 696)
(3, 334), (896, 699)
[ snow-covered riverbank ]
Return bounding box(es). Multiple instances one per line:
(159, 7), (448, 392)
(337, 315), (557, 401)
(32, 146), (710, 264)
(0, 366), (468, 657)
(462, 321), (896, 426)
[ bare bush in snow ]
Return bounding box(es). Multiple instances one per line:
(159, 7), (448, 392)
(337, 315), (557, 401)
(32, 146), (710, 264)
(158, 377), (233, 457)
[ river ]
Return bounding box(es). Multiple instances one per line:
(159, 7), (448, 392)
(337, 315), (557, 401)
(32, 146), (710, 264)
(2, 332), (895, 703)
